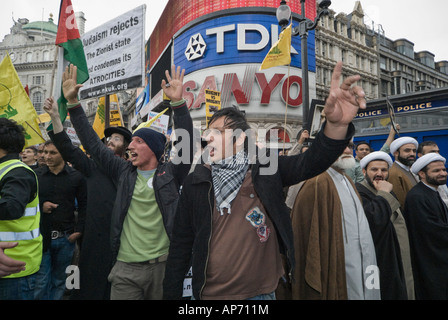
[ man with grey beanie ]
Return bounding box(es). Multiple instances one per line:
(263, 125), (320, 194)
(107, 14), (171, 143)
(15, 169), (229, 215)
(59, 64), (194, 300)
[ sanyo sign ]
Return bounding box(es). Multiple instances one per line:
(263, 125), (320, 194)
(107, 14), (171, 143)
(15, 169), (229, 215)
(173, 13), (316, 75)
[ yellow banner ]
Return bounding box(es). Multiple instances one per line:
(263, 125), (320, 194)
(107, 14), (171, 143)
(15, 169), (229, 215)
(92, 94), (123, 139)
(260, 24), (292, 70)
(133, 108), (169, 133)
(205, 89), (221, 127)
(0, 54), (44, 148)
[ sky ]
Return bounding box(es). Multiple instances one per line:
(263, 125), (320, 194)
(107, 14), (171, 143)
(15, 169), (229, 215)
(1, 0), (447, 61)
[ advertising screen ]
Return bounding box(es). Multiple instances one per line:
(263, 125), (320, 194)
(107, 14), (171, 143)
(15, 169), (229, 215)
(149, 0), (317, 67)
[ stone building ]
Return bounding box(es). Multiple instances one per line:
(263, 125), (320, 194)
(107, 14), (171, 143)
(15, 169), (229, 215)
(0, 15), (59, 115)
(315, 1), (379, 101)
(316, 1), (448, 102)
(0, 12), (136, 137)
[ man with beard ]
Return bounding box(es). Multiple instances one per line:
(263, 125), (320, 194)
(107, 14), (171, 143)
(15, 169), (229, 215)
(104, 126), (132, 160)
(44, 96), (131, 300)
(290, 142), (380, 300)
(405, 153), (448, 299)
(387, 137), (419, 209)
(417, 141), (448, 207)
(356, 151), (414, 300)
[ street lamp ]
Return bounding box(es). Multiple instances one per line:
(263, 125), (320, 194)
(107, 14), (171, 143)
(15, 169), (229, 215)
(276, 0), (331, 131)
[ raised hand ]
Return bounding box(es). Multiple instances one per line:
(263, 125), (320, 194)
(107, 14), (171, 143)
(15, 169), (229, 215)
(62, 64), (83, 104)
(43, 97), (64, 133)
(161, 65), (185, 103)
(43, 97), (59, 118)
(323, 61), (366, 139)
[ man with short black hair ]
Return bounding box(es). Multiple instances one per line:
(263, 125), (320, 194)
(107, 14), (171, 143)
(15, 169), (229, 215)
(20, 145), (39, 170)
(417, 140), (439, 157)
(164, 61), (368, 300)
(33, 140), (87, 300)
(355, 141), (371, 161)
(0, 118), (42, 300)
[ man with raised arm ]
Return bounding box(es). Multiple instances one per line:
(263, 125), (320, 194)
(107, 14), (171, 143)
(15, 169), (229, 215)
(48, 64), (194, 300)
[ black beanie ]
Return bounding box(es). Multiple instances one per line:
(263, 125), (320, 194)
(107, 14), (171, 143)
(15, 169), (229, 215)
(132, 128), (167, 161)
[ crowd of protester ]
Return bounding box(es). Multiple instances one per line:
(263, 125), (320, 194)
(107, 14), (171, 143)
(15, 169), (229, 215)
(0, 62), (447, 301)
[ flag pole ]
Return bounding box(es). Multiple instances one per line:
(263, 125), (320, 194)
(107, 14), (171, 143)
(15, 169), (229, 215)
(49, 47), (59, 98)
(282, 64), (291, 154)
(25, 121), (45, 140)
(105, 94), (110, 129)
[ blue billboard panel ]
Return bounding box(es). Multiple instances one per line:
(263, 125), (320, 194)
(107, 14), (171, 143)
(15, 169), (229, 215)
(173, 14), (315, 75)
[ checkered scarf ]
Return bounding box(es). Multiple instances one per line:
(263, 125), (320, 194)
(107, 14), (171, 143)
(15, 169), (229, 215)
(211, 150), (249, 215)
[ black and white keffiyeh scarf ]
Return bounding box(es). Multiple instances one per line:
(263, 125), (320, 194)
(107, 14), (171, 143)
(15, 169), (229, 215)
(211, 150), (249, 215)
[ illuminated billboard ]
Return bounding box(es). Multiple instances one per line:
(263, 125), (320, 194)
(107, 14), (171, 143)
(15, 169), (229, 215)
(173, 13), (315, 74)
(150, 0), (317, 67)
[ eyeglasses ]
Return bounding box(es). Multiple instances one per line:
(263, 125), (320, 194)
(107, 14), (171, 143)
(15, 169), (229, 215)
(106, 136), (123, 143)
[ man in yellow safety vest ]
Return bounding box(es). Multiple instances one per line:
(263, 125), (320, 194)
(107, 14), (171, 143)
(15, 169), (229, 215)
(0, 118), (42, 300)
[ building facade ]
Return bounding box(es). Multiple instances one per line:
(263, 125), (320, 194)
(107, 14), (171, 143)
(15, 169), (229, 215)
(0, 12), (137, 139)
(315, 1), (379, 102)
(0, 15), (59, 115)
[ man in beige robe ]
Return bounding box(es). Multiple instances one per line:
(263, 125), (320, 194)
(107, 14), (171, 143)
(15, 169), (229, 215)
(387, 137), (419, 209)
(291, 145), (380, 300)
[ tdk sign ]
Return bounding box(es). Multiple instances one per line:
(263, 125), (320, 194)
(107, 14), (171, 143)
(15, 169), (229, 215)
(174, 14), (315, 75)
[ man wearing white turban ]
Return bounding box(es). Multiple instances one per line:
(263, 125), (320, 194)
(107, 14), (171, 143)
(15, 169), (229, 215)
(404, 153), (448, 299)
(388, 136), (419, 208)
(356, 151), (415, 300)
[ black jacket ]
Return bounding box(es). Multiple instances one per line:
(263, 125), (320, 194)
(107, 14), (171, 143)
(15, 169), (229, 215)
(404, 182), (448, 299)
(0, 154), (38, 221)
(67, 102), (194, 263)
(356, 182), (408, 300)
(163, 122), (355, 300)
(49, 129), (116, 300)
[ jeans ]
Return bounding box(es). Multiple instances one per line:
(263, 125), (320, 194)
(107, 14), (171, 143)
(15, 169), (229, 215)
(0, 273), (37, 300)
(34, 236), (75, 300)
(247, 291), (276, 300)
(191, 291), (276, 300)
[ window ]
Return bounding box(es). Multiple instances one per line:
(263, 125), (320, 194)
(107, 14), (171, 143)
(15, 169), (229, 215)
(341, 49), (347, 63)
(26, 52), (32, 63)
(43, 50), (50, 61)
(32, 92), (43, 112)
(380, 57), (387, 70)
(33, 76), (45, 85)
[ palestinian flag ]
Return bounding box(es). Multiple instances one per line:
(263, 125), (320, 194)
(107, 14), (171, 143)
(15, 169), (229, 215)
(48, 0), (89, 131)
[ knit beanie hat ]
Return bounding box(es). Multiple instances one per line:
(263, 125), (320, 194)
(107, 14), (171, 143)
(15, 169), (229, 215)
(132, 128), (167, 161)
